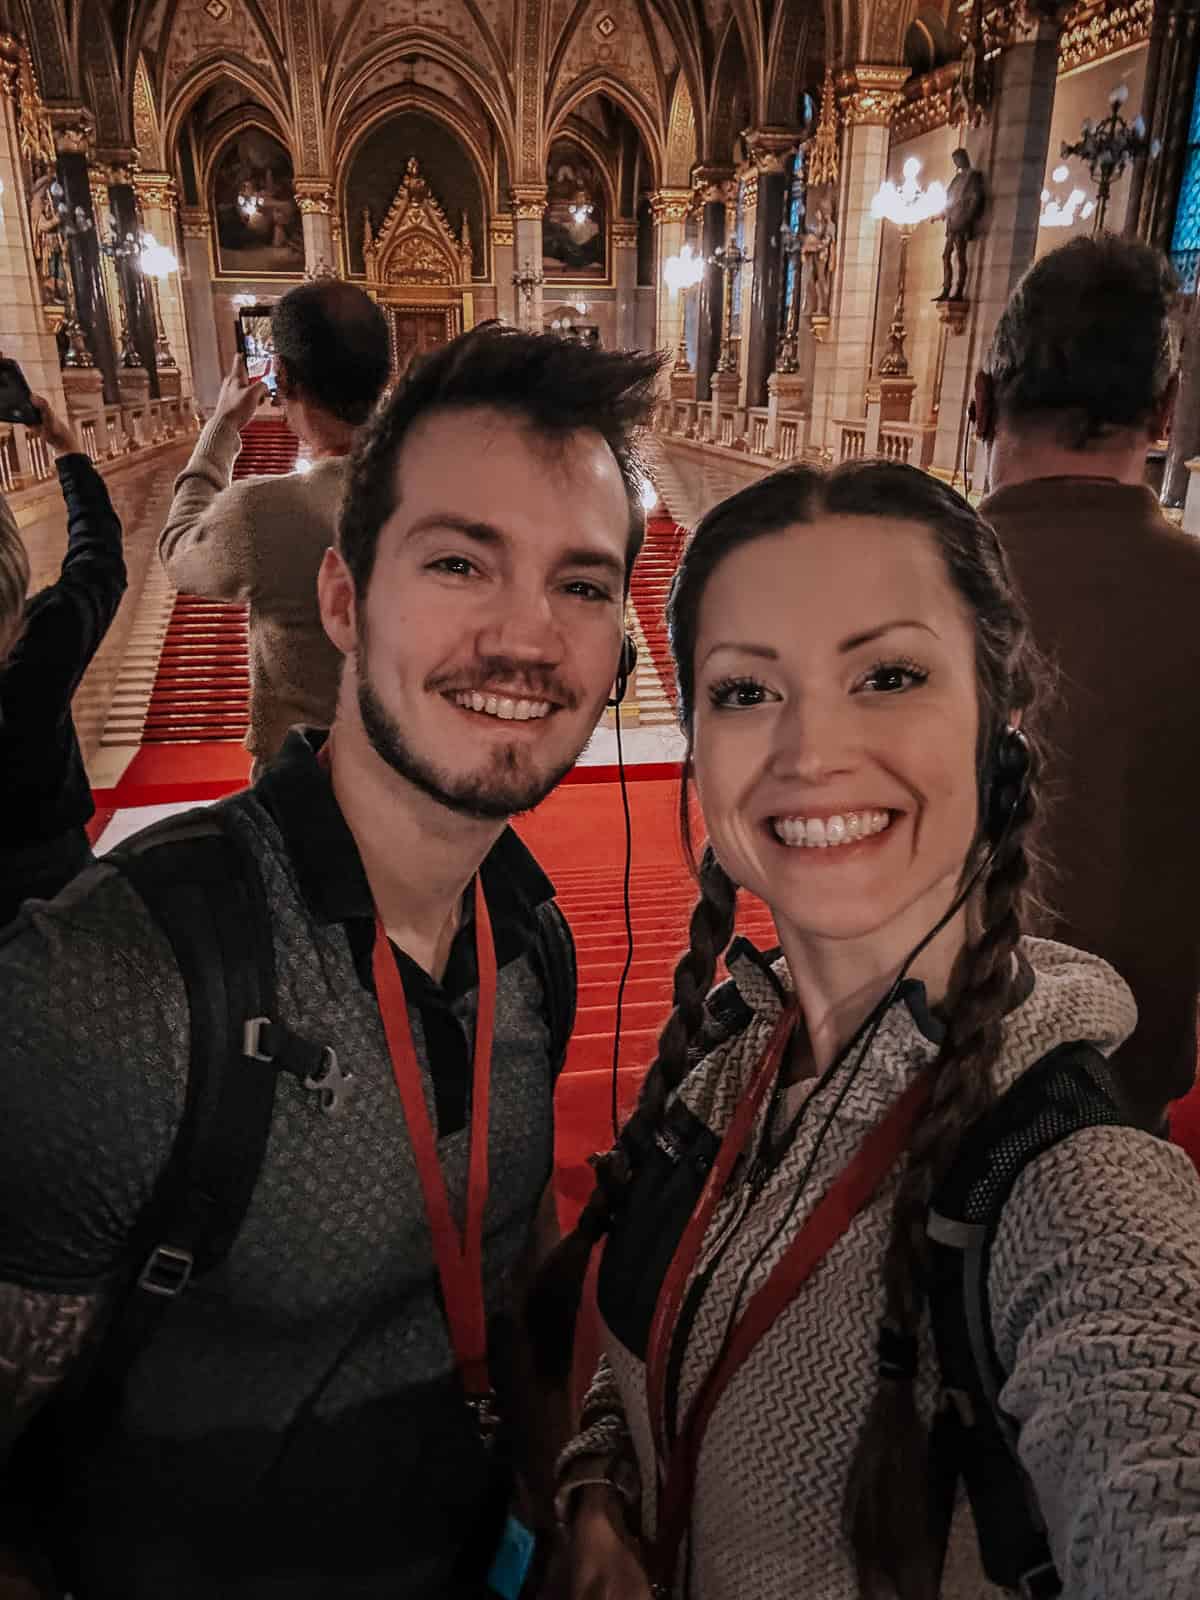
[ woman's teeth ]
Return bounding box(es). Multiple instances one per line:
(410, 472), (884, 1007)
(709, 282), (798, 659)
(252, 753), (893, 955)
(452, 691), (552, 722)
(771, 810), (891, 848)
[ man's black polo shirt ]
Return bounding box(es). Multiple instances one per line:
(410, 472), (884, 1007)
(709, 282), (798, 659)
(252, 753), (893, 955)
(257, 728), (558, 1136)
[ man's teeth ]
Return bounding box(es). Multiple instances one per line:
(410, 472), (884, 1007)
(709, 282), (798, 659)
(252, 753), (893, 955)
(452, 691), (552, 721)
(771, 810), (891, 848)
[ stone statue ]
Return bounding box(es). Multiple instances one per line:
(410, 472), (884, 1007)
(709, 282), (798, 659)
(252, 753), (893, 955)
(935, 149), (986, 303)
(29, 172), (65, 305)
(801, 207), (836, 317)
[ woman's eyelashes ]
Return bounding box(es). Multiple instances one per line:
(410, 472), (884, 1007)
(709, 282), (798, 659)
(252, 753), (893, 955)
(707, 659), (931, 711)
(856, 658), (930, 695)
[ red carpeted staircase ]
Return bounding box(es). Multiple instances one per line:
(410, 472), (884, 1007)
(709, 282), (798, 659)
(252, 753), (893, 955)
(143, 420), (298, 743)
(629, 513), (688, 711)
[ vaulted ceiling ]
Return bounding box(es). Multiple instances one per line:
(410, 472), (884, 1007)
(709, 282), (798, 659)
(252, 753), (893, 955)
(1, 0), (933, 190)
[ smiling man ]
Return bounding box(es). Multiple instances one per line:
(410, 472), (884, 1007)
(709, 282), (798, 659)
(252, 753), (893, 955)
(0, 326), (662, 1598)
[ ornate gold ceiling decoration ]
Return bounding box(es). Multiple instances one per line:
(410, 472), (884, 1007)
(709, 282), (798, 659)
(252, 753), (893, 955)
(1057, 0), (1152, 73)
(893, 62), (961, 143)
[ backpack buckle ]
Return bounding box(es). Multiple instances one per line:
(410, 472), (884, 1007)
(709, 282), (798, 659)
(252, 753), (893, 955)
(137, 1243), (194, 1298)
(243, 1015), (275, 1062)
(303, 1047), (354, 1117)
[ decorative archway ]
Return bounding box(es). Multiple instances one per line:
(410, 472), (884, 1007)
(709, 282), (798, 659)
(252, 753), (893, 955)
(362, 156), (475, 373)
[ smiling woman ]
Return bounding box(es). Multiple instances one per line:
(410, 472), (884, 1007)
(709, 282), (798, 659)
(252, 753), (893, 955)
(537, 459), (1200, 1600)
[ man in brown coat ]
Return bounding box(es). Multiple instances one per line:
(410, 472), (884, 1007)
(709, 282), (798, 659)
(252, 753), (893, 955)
(975, 235), (1198, 1128)
(159, 282), (390, 770)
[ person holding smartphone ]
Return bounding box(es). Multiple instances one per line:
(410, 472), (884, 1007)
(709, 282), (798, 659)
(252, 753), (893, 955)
(0, 376), (126, 927)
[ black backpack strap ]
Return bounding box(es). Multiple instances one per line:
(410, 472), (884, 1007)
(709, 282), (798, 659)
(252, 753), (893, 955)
(102, 808), (283, 1356)
(530, 899), (577, 1080)
(927, 1041), (1130, 1599)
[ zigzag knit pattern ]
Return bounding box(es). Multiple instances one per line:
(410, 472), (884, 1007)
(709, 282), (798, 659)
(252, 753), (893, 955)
(562, 939), (1200, 1598)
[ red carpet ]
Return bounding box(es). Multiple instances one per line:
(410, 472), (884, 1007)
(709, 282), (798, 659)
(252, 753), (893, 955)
(144, 420), (298, 744)
(631, 513), (688, 710)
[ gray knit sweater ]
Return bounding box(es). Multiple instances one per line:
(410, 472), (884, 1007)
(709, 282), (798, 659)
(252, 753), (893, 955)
(560, 938), (1200, 1597)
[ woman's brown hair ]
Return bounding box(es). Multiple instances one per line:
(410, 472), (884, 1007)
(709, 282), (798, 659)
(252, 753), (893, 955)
(529, 460), (1040, 1598)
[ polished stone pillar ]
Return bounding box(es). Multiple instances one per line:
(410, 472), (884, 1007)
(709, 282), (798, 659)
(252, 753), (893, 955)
(650, 188), (690, 366)
(55, 135), (120, 403)
(810, 69), (906, 451)
(510, 186), (546, 331)
(109, 173), (159, 396)
(295, 179), (338, 275)
(179, 206), (223, 411)
(491, 218), (516, 323)
(1165, 284), (1200, 503)
(745, 132), (794, 408)
(694, 168), (733, 403)
(613, 220), (638, 347)
(136, 172), (192, 400)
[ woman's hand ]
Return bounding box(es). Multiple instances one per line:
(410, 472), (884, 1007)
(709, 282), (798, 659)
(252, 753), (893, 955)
(562, 1485), (654, 1599)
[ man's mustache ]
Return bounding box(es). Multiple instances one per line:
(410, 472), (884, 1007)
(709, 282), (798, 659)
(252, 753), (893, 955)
(427, 657), (581, 711)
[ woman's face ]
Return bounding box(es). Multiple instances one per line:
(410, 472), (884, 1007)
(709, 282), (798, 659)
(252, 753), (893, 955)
(691, 515), (982, 953)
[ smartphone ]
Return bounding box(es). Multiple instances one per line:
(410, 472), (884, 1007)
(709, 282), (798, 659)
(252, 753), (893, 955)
(0, 359), (42, 427)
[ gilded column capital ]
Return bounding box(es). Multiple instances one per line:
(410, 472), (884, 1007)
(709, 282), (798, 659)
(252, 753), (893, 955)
(489, 217), (515, 246)
(743, 126), (800, 175)
(836, 65), (909, 126)
(648, 186), (692, 224)
(509, 183), (547, 219)
(294, 177), (334, 215)
(49, 104), (95, 154)
(691, 163), (736, 205)
(179, 204), (212, 239)
(135, 170), (176, 209)
(612, 219), (639, 248)
(739, 168), (759, 208)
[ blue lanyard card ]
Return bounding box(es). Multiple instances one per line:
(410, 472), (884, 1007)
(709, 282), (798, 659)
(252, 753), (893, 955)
(486, 1512), (537, 1600)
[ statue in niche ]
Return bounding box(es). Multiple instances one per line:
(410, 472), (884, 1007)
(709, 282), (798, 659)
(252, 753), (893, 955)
(935, 149), (986, 302)
(801, 207), (836, 318)
(29, 172), (65, 305)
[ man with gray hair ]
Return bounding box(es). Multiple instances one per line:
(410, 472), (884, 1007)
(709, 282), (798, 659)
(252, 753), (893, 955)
(974, 234), (1200, 1130)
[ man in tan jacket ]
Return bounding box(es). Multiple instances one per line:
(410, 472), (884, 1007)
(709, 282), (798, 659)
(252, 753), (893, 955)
(159, 281), (390, 768)
(975, 236), (1199, 1129)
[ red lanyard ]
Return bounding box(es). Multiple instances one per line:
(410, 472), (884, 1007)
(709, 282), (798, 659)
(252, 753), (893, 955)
(644, 1008), (931, 1588)
(371, 877), (498, 1415)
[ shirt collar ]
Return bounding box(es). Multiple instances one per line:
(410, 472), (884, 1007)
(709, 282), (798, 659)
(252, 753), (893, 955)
(254, 728), (556, 951)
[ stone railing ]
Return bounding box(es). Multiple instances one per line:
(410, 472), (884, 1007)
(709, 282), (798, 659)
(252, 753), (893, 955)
(0, 395), (197, 493)
(655, 396), (809, 465)
(834, 416), (937, 470)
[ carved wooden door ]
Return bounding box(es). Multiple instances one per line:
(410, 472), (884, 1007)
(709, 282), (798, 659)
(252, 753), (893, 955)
(390, 309), (451, 376)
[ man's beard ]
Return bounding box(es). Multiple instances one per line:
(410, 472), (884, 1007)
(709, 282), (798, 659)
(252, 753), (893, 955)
(356, 633), (583, 821)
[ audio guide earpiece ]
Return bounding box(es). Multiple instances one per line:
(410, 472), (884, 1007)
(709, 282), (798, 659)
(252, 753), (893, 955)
(983, 725), (1030, 845)
(608, 634), (639, 707)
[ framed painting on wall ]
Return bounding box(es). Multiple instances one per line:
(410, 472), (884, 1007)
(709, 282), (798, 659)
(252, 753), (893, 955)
(212, 128), (304, 276)
(543, 138), (606, 280)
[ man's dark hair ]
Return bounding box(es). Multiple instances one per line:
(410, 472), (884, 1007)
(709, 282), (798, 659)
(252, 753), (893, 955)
(984, 235), (1177, 447)
(271, 282), (391, 426)
(339, 324), (666, 594)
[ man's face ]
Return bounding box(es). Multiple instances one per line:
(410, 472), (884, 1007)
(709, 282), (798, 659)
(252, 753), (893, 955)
(326, 405), (631, 819)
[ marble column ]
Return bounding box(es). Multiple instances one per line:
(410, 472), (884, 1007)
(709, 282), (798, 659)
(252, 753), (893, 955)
(55, 124), (120, 404)
(1131, 0), (1200, 251)
(0, 41), (66, 411)
(694, 168), (734, 403)
(745, 130), (795, 408)
(295, 179), (338, 275)
(510, 186), (546, 332)
(613, 219), (638, 347)
(734, 169), (757, 407)
(136, 172), (192, 400)
(491, 218), (516, 323)
(931, 18), (1060, 477)
(810, 68), (907, 451)
(109, 169), (160, 397)
(649, 187), (691, 368)
(179, 206), (223, 411)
